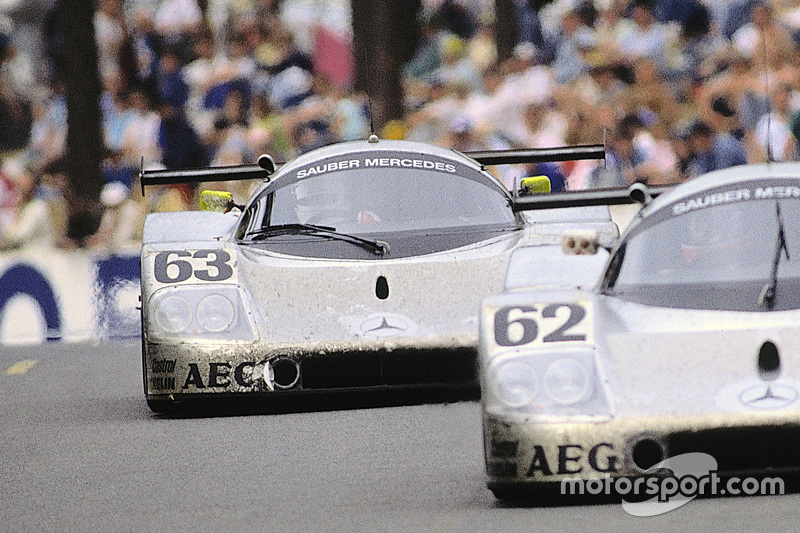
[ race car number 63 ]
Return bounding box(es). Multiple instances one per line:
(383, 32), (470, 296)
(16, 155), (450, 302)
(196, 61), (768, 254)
(154, 250), (234, 283)
(493, 303), (588, 347)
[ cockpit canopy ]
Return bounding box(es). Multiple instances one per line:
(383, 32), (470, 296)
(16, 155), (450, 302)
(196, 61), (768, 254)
(602, 180), (800, 311)
(235, 150), (520, 259)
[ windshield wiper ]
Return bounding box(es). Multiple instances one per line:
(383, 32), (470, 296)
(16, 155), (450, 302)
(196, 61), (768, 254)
(758, 201), (790, 309)
(243, 224), (390, 255)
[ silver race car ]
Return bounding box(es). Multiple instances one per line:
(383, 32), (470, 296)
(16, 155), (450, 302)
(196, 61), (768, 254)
(139, 137), (615, 413)
(480, 163), (800, 501)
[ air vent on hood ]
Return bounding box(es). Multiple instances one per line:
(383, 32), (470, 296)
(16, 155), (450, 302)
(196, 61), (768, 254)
(758, 341), (780, 381)
(376, 275), (389, 300)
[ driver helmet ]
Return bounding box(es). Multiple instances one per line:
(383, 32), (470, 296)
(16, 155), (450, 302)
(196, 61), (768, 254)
(292, 177), (348, 224)
(680, 205), (751, 264)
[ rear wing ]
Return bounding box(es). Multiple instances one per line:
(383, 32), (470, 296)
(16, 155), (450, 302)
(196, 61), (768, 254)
(466, 143), (605, 166)
(466, 143), (673, 212)
(512, 183), (673, 212)
(139, 154), (277, 195)
(138, 141), (671, 207)
(139, 143), (608, 195)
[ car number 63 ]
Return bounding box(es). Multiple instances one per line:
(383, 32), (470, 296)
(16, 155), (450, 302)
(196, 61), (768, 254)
(153, 250), (234, 284)
(492, 303), (591, 347)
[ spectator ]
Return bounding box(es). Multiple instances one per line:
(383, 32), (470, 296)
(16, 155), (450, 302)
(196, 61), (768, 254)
(157, 103), (207, 171)
(514, 0), (550, 50)
(587, 116), (646, 188)
(699, 52), (766, 133)
(0, 159), (53, 251)
(569, 53), (627, 110)
(86, 181), (145, 252)
(119, 88), (162, 168)
(623, 56), (683, 129)
(26, 82), (66, 175)
(94, 0), (127, 81)
(0, 159), (18, 229)
(615, 0), (677, 76)
(406, 81), (473, 144)
(673, 1), (729, 83)
(685, 119), (749, 178)
(550, 8), (596, 85)
(466, 14), (497, 73)
(208, 89), (251, 167)
(751, 82), (798, 162)
(0, 15), (32, 151)
(731, 1), (796, 63)
(594, 0), (636, 64)
(154, 0), (202, 63)
(404, 15), (447, 81)
(156, 47), (189, 111)
(101, 149), (136, 190)
(128, 5), (161, 102)
(144, 161), (192, 214)
(776, 0), (800, 40)
(439, 115), (490, 152)
(328, 87), (370, 142)
(427, 34), (483, 93)
(247, 92), (294, 161)
(262, 26), (314, 81)
(513, 99), (568, 149)
(101, 68), (136, 153)
(630, 113), (682, 185)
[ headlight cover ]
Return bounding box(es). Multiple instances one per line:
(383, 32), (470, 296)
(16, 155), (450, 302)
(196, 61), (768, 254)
(544, 357), (591, 405)
(485, 347), (609, 419)
(154, 294), (193, 333)
(196, 294), (236, 332)
(491, 360), (539, 408)
(147, 285), (257, 341)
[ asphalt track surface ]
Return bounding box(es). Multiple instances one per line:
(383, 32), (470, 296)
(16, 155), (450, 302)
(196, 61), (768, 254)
(2, 341), (798, 532)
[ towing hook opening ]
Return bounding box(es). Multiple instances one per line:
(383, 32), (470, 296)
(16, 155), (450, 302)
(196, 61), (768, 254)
(630, 437), (666, 472)
(270, 358), (301, 389)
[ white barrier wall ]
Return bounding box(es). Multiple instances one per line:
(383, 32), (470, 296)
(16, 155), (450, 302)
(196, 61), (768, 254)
(0, 248), (140, 345)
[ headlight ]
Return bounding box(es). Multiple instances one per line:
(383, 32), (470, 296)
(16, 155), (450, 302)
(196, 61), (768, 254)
(147, 285), (257, 341)
(196, 294), (236, 332)
(491, 360), (538, 408)
(154, 295), (192, 333)
(544, 357), (591, 405)
(484, 348), (608, 419)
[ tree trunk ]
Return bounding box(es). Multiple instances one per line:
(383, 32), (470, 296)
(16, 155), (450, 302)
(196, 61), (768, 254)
(494, 0), (519, 63)
(351, 0), (421, 132)
(59, 0), (105, 241)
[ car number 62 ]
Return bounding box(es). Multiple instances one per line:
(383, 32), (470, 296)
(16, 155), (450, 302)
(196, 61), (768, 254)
(493, 303), (590, 347)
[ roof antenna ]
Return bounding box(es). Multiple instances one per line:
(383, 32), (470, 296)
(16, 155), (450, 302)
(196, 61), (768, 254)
(362, 47), (377, 141)
(760, 33), (774, 163)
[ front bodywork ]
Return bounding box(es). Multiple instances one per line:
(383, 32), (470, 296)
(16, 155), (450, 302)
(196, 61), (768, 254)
(142, 231), (518, 405)
(481, 293), (800, 494)
(480, 164), (800, 500)
(140, 139), (617, 412)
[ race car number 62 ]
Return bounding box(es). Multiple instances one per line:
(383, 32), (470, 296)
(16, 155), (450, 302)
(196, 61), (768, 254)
(154, 250), (233, 283)
(493, 304), (587, 347)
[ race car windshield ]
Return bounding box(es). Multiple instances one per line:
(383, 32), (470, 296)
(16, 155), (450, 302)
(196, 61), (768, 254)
(603, 197), (800, 311)
(252, 161), (516, 235)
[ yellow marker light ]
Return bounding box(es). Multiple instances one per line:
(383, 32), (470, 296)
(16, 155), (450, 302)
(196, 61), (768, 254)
(519, 175), (551, 196)
(200, 190), (234, 212)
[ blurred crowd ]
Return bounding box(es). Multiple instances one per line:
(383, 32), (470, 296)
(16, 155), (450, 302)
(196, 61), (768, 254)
(1, 0), (800, 252)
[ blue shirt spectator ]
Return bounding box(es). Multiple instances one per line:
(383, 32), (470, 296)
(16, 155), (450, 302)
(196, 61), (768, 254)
(685, 120), (749, 178)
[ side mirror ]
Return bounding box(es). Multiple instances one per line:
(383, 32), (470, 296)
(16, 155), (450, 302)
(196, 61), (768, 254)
(561, 229), (600, 255)
(200, 190), (235, 213)
(518, 175), (551, 196)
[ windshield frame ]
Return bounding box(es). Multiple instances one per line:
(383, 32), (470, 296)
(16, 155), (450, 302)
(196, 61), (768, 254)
(601, 178), (800, 311)
(236, 149), (520, 242)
